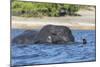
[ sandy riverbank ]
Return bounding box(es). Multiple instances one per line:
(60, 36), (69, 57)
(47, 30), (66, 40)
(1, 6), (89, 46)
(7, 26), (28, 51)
(11, 8), (95, 30)
(12, 19), (95, 30)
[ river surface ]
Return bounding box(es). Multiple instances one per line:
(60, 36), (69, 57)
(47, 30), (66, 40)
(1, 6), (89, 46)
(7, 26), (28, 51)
(11, 29), (96, 66)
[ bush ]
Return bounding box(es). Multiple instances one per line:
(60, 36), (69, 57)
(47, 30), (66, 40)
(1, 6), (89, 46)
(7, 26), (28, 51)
(12, 1), (80, 17)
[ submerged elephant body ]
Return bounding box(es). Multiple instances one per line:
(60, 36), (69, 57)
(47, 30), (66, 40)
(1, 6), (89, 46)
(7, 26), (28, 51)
(12, 25), (75, 44)
(12, 30), (38, 44)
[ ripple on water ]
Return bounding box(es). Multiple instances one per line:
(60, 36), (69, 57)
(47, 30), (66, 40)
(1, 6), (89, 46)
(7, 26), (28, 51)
(11, 30), (96, 66)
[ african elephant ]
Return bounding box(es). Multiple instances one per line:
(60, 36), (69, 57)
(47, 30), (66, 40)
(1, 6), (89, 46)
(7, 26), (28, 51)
(12, 25), (75, 44)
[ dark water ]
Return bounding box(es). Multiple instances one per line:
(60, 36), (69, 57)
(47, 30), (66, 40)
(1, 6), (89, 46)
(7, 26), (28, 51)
(11, 29), (96, 66)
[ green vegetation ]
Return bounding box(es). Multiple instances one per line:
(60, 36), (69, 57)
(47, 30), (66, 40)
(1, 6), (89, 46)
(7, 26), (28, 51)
(12, 1), (81, 17)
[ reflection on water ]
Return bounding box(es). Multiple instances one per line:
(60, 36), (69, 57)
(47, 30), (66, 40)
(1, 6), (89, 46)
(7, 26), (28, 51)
(11, 29), (96, 66)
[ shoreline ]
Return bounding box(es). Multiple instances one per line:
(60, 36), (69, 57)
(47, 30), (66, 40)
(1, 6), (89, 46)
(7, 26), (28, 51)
(11, 8), (95, 30)
(12, 20), (95, 30)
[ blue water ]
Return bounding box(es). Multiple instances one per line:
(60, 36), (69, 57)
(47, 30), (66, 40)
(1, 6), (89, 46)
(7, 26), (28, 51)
(11, 29), (96, 66)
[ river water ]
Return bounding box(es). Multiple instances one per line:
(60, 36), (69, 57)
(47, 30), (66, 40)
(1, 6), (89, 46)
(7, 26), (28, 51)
(11, 29), (96, 66)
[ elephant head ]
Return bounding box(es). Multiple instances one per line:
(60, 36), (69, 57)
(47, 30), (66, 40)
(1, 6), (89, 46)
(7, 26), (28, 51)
(34, 25), (75, 44)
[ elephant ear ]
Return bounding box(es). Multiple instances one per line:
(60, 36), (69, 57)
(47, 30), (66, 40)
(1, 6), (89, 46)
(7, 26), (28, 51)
(33, 26), (53, 44)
